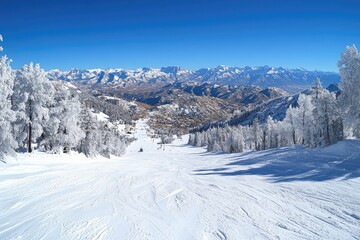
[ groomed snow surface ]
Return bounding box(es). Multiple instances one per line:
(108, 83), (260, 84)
(1, 120), (360, 240)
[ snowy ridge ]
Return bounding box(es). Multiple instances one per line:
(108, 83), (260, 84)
(47, 66), (340, 93)
(0, 120), (359, 239)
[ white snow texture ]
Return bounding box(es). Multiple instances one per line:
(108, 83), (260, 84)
(0, 120), (359, 240)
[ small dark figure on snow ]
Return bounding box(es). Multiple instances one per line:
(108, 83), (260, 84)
(139, 148), (143, 152)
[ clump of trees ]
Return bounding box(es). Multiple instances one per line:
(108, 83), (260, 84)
(0, 35), (129, 162)
(0, 35), (17, 161)
(189, 45), (359, 153)
(338, 45), (360, 138)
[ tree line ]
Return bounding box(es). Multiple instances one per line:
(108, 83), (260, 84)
(0, 35), (130, 162)
(189, 45), (360, 153)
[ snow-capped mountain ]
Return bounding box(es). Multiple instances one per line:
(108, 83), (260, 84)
(47, 66), (340, 93)
(47, 66), (193, 86)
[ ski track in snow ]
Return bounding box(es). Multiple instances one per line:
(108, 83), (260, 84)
(0, 120), (360, 240)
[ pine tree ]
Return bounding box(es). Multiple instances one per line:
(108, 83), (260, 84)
(252, 118), (261, 150)
(338, 44), (360, 138)
(284, 106), (297, 145)
(311, 79), (339, 146)
(297, 94), (315, 147)
(12, 63), (54, 152)
(0, 35), (17, 161)
(41, 83), (85, 153)
(79, 108), (100, 157)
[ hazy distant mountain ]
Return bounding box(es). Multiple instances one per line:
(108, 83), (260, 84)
(47, 65), (340, 93)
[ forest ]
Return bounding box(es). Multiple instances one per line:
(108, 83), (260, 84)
(189, 45), (360, 153)
(0, 35), (131, 161)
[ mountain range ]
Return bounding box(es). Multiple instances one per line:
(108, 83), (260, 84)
(47, 65), (340, 93)
(47, 65), (341, 132)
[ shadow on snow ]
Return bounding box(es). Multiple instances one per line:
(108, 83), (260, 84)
(193, 140), (360, 182)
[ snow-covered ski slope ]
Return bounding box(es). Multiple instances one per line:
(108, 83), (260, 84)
(1, 120), (360, 240)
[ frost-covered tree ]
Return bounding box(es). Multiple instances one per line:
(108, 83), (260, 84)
(12, 63), (54, 152)
(338, 44), (360, 138)
(313, 77), (323, 100)
(41, 83), (85, 153)
(79, 108), (101, 157)
(252, 118), (261, 150)
(0, 36), (130, 159)
(206, 128), (217, 152)
(284, 106), (298, 145)
(188, 82), (344, 153)
(99, 123), (127, 157)
(311, 79), (341, 146)
(0, 35), (17, 161)
(230, 127), (244, 153)
(297, 94), (315, 147)
(78, 108), (127, 158)
(266, 116), (278, 149)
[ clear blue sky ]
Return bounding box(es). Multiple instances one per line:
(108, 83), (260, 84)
(1, 0), (359, 71)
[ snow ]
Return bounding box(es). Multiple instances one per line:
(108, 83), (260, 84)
(117, 123), (126, 133)
(1, 120), (360, 239)
(62, 82), (78, 89)
(267, 68), (279, 74)
(94, 111), (110, 122)
(45, 66), (340, 94)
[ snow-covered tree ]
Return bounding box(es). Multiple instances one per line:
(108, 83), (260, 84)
(98, 123), (127, 157)
(0, 35), (17, 161)
(159, 132), (175, 144)
(311, 79), (342, 146)
(284, 106), (298, 145)
(79, 108), (101, 157)
(266, 116), (278, 149)
(188, 82), (344, 153)
(338, 44), (360, 138)
(230, 127), (244, 153)
(12, 63), (54, 152)
(0, 36), (130, 159)
(41, 83), (85, 153)
(78, 108), (127, 158)
(313, 77), (323, 100)
(297, 94), (315, 147)
(252, 118), (261, 150)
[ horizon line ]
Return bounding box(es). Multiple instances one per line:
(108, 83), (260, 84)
(40, 65), (340, 73)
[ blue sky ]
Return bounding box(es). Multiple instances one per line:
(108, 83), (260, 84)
(1, 0), (359, 71)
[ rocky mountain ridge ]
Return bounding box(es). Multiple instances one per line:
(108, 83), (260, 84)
(47, 65), (340, 93)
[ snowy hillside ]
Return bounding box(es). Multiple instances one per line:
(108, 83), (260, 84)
(47, 66), (340, 93)
(1, 120), (359, 239)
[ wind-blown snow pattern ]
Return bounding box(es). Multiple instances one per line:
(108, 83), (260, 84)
(0, 120), (359, 239)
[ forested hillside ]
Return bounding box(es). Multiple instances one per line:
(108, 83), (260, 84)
(0, 35), (133, 161)
(189, 45), (360, 153)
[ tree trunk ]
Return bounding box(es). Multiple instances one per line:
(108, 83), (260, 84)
(28, 122), (32, 153)
(28, 100), (32, 153)
(292, 128), (296, 145)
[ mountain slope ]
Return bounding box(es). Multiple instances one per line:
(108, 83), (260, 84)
(86, 82), (290, 133)
(192, 84), (343, 132)
(1, 120), (359, 239)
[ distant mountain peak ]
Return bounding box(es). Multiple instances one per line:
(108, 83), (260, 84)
(47, 65), (340, 93)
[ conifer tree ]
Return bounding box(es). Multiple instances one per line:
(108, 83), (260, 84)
(0, 35), (17, 161)
(338, 45), (360, 138)
(12, 63), (54, 152)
